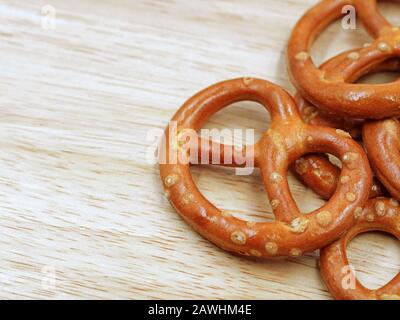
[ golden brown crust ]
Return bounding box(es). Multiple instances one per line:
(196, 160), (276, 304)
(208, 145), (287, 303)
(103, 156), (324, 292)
(291, 53), (396, 200)
(363, 118), (400, 199)
(295, 57), (400, 138)
(320, 198), (400, 300)
(291, 154), (386, 200)
(159, 78), (372, 258)
(288, 0), (400, 119)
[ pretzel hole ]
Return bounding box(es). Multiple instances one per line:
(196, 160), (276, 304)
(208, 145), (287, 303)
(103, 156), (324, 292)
(191, 166), (275, 223)
(311, 19), (369, 67)
(356, 70), (400, 84)
(311, 2), (400, 68)
(378, 2), (400, 27)
(347, 231), (400, 290)
(200, 101), (270, 145)
(287, 168), (326, 214)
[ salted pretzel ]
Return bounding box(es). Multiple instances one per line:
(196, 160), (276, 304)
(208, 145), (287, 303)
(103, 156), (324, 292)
(288, 0), (400, 119)
(297, 57), (400, 137)
(291, 155), (386, 200)
(320, 198), (400, 300)
(363, 118), (400, 199)
(159, 78), (372, 258)
(291, 53), (398, 200)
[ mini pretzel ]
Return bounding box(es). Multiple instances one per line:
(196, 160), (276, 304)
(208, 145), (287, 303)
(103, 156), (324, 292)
(292, 52), (397, 200)
(320, 198), (400, 300)
(297, 56), (400, 137)
(363, 118), (400, 199)
(159, 78), (372, 258)
(288, 0), (400, 119)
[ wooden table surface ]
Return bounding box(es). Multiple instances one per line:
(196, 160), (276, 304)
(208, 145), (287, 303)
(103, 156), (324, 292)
(1, 0), (399, 299)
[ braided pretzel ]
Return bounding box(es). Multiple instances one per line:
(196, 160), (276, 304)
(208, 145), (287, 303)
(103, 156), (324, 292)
(159, 78), (372, 258)
(288, 0), (400, 119)
(363, 118), (400, 199)
(320, 198), (400, 300)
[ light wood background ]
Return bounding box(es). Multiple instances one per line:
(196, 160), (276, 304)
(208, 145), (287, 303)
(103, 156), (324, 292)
(0, 0), (399, 300)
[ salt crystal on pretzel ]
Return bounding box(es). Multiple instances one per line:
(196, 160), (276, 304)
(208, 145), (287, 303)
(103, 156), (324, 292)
(159, 78), (372, 258)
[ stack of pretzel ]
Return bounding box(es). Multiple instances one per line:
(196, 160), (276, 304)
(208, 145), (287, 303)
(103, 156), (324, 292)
(159, 0), (400, 300)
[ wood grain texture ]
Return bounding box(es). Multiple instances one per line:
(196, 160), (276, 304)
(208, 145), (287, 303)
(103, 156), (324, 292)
(0, 0), (399, 299)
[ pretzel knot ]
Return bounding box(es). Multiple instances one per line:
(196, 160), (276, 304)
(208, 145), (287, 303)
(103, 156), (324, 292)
(288, 0), (400, 119)
(320, 198), (400, 300)
(159, 78), (372, 258)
